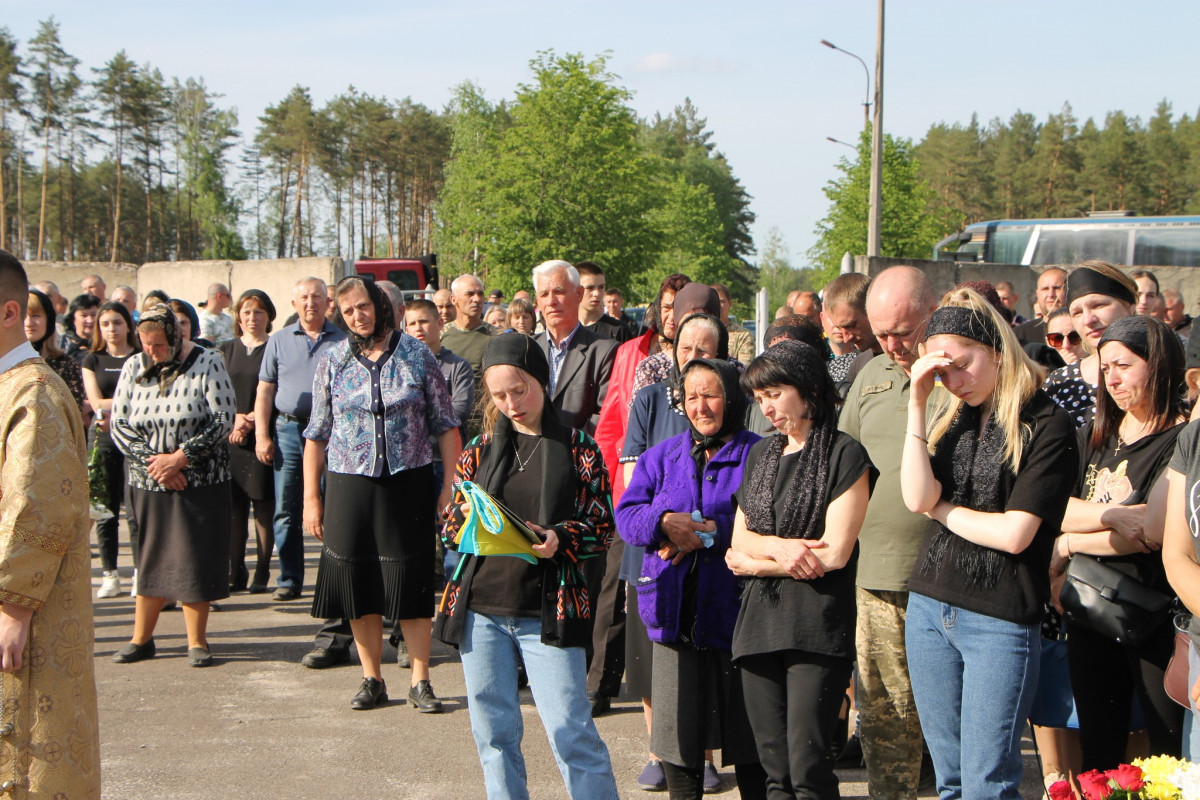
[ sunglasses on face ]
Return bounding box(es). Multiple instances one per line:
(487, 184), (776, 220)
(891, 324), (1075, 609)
(1046, 330), (1081, 347)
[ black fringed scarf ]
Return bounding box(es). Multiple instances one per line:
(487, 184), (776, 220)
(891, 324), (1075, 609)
(740, 340), (839, 604)
(919, 403), (1016, 588)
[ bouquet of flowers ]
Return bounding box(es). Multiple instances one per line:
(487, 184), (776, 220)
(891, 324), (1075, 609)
(1049, 757), (1200, 800)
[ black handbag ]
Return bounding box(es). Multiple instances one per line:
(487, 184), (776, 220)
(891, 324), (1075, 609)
(1059, 555), (1171, 645)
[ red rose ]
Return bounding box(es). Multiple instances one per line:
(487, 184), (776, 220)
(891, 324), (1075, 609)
(1107, 764), (1144, 792)
(1048, 779), (1075, 800)
(1078, 770), (1114, 800)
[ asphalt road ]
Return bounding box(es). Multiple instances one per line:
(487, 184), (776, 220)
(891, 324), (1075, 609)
(91, 530), (1044, 799)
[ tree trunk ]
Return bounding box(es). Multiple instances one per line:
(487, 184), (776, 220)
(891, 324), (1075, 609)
(110, 132), (123, 261)
(36, 118), (51, 261)
(275, 158), (291, 258)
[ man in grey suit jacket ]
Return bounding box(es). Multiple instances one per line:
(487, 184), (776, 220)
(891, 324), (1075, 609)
(532, 260), (617, 436)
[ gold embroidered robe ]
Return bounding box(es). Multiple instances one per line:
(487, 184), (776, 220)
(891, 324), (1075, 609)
(0, 359), (100, 799)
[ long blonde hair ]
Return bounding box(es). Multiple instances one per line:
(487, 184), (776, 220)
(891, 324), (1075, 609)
(926, 287), (1045, 473)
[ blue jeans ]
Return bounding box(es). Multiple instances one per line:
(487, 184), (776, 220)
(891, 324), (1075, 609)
(906, 592), (1040, 800)
(1183, 641), (1200, 761)
(271, 418), (308, 590)
(460, 611), (618, 800)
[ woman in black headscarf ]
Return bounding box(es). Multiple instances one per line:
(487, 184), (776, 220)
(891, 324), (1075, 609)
(617, 358), (765, 799)
(1055, 315), (1186, 769)
(437, 332), (619, 800)
(110, 305), (237, 668)
(25, 288), (85, 413)
(727, 340), (874, 800)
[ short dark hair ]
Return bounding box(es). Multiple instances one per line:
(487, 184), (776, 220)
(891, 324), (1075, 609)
(575, 261), (605, 278)
(741, 343), (840, 427)
(605, 288), (623, 300)
(0, 249), (27, 314)
(823, 273), (871, 313)
(66, 293), (101, 333)
(711, 283), (731, 303)
(406, 298), (437, 316)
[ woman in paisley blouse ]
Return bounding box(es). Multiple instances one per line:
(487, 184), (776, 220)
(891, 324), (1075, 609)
(303, 276), (461, 711)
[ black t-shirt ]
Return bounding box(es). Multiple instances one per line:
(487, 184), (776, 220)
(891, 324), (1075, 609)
(908, 391), (1079, 625)
(1074, 421), (1182, 595)
(467, 433), (547, 618)
(81, 350), (135, 450)
(81, 350), (134, 400)
(1168, 420), (1200, 650)
(730, 430), (873, 661)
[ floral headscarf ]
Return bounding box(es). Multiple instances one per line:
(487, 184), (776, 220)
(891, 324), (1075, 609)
(135, 305), (186, 394)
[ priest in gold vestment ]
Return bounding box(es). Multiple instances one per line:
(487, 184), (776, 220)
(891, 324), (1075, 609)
(0, 249), (100, 799)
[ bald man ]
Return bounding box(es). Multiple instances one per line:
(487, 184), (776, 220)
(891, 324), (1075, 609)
(199, 283), (234, 344)
(440, 274), (497, 440)
(432, 288), (457, 326)
(838, 265), (940, 798)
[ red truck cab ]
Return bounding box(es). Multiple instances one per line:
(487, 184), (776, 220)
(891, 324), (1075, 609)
(352, 254), (439, 298)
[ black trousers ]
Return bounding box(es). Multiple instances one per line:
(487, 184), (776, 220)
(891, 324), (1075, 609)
(739, 650), (852, 800)
(94, 446), (126, 572)
(586, 537), (626, 697)
(1068, 619), (1183, 770)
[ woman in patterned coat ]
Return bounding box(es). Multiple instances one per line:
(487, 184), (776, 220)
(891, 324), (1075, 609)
(110, 305), (236, 668)
(436, 333), (618, 800)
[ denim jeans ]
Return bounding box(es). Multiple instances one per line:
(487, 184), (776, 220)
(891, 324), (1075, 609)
(1183, 641), (1200, 761)
(271, 418), (307, 590)
(905, 592), (1040, 800)
(460, 611), (618, 800)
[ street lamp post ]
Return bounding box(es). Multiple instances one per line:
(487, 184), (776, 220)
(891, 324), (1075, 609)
(819, 39), (870, 130)
(867, 0), (884, 259)
(826, 136), (857, 150)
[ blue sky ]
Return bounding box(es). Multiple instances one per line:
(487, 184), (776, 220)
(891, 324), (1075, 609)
(5, 1), (1199, 267)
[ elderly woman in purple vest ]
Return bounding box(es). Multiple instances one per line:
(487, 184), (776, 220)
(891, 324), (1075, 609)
(616, 358), (766, 799)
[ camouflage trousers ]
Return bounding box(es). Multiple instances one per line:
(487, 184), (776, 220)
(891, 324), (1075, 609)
(856, 587), (925, 800)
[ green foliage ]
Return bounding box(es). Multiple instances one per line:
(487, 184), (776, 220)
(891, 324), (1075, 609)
(755, 227), (813, 312)
(915, 101), (1199, 234)
(436, 53), (751, 305)
(809, 127), (952, 285)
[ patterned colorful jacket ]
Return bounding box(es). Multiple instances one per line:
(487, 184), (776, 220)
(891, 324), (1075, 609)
(434, 429), (614, 648)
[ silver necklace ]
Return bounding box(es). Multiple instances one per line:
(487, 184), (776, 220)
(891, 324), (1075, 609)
(513, 435), (543, 472)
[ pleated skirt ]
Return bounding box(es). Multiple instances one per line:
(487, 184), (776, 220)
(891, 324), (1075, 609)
(311, 464), (435, 621)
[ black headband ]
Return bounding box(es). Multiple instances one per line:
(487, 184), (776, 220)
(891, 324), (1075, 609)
(1097, 314), (1150, 360)
(924, 306), (1002, 350)
(1065, 267), (1136, 307)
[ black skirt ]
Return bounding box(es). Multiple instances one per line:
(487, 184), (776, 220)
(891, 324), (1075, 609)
(312, 464), (435, 621)
(131, 481), (232, 603)
(228, 441), (273, 501)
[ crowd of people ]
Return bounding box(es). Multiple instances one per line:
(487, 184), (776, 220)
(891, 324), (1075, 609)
(7, 249), (1200, 800)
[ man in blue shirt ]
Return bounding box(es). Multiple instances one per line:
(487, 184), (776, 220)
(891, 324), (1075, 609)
(254, 277), (346, 602)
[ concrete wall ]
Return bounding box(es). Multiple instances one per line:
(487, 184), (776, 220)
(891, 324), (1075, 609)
(138, 257), (348, 320)
(23, 261), (139, 300)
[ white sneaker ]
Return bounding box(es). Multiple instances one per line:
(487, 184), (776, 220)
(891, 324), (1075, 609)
(97, 571), (122, 599)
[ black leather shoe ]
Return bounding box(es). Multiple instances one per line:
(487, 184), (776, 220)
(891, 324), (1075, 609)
(350, 677), (388, 710)
(396, 640), (410, 669)
(300, 647), (351, 669)
(113, 639), (156, 664)
(272, 586), (301, 601)
(187, 647), (214, 667)
(408, 680), (443, 713)
(590, 693), (612, 718)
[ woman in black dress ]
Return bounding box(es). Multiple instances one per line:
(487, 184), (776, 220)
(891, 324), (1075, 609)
(727, 341), (873, 800)
(81, 301), (139, 598)
(219, 290), (277, 593)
